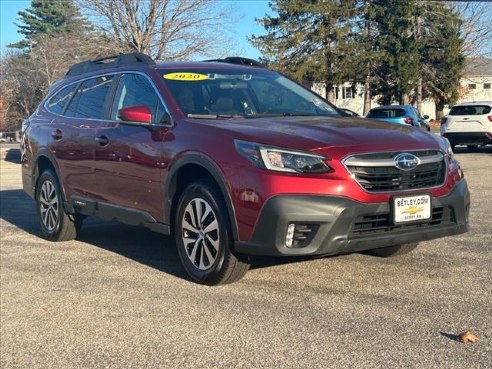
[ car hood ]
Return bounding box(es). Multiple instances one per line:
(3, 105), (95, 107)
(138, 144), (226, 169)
(187, 115), (442, 157)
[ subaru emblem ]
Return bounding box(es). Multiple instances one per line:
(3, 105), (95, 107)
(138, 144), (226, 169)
(394, 153), (420, 171)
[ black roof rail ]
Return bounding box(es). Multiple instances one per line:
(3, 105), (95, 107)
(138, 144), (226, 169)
(65, 52), (155, 78)
(202, 57), (265, 68)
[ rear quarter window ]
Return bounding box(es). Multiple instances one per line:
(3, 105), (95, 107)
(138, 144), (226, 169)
(46, 84), (77, 115)
(65, 75), (114, 119)
(367, 109), (406, 118)
(449, 105), (492, 115)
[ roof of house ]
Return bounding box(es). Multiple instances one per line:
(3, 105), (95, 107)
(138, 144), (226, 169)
(464, 58), (492, 76)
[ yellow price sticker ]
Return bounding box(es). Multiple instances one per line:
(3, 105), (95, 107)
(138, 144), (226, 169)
(163, 72), (208, 81)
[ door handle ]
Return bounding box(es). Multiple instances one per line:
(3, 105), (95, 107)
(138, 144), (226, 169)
(51, 129), (63, 140)
(95, 135), (109, 146)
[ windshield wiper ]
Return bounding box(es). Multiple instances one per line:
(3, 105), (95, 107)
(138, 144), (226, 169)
(243, 113), (318, 118)
(187, 113), (244, 119)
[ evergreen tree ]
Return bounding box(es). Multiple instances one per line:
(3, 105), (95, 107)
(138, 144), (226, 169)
(349, 1), (384, 114)
(419, 3), (464, 119)
(8, 0), (90, 49)
(370, 0), (421, 105)
(250, 0), (356, 102)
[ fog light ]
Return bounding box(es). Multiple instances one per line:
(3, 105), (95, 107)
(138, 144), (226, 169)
(285, 223), (320, 248)
(285, 224), (295, 247)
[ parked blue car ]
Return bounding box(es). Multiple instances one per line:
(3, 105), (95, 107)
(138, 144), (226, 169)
(366, 105), (430, 131)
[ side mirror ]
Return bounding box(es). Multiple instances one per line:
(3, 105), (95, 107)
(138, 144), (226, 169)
(118, 105), (152, 124)
(423, 115), (429, 119)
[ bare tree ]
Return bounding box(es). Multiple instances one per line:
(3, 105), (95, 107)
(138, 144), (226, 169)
(1, 33), (125, 130)
(1, 51), (44, 125)
(78, 0), (238, 60)
(0, 60), (17, 132)
(30, 33), (128, 86)
(451, 1), (492, 57)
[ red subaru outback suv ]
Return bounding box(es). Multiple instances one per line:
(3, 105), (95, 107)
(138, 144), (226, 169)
(21, 53), (470, 285)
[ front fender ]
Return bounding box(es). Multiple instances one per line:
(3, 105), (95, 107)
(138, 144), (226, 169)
(164, 152), (239, 241)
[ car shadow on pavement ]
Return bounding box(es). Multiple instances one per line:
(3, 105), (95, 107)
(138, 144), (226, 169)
(0, 188), (331, 281)
(74, 220), (322, 278)
(0, 189), (40, 236)
(3, 148), (22, 164)
(0, 188), (189, 280)
(78, 220), (190, 280)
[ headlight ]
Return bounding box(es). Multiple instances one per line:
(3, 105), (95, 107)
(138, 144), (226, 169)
(235, 140), (332, 173)
(441, 137), (455, 159)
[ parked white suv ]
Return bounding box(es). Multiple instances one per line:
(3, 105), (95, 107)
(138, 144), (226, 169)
(441, 101), (492, 150)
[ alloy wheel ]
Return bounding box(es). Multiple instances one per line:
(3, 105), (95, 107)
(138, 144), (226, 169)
(181, 198), (220, 270)
(39, 180), (59, 231)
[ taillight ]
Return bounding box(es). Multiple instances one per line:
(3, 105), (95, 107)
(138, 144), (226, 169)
(487, 115), (492, 122)
(404, 117), (413, 125)
(440, 117), (447, 125)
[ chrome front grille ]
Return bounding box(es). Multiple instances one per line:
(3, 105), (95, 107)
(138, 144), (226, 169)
(344, 150), (446, 192)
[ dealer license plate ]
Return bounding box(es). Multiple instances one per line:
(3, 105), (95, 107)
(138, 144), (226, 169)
(393, 194), (431, 223)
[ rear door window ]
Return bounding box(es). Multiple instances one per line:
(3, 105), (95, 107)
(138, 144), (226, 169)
(65, 75), (114, 119)
(110, 73), (167, 124)
(46, 84), (78, 115)
(449, 105), (491, 115)
(367, 109), (406, 118)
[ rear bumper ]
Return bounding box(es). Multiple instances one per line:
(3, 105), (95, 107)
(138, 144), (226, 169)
(443, 132), (492, 146)
(234, 180), (470, 256)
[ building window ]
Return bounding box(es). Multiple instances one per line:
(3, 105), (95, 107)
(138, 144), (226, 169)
(468, 84), (477, 90)
(484, 83), (491, 89)
(342, 86), (353, 99)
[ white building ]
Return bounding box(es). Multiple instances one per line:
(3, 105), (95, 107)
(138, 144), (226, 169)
(312, 58), (492, 119)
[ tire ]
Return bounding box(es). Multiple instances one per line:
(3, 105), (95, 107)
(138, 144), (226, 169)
(36, 170), (81, 241)
(365, 242), (419, 257)
(175, 180), (250, 285)
(467, 145), (478, 151)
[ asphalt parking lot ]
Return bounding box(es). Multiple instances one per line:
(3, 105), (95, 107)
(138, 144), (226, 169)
(1, 143), (491, 369)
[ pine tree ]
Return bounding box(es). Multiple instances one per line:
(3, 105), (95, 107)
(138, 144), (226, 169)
(419, 4), (464, 119)
(370, 0), (421, 105)
(8, 0), (91, 49)
(250, 0), (356, 103)
(348, 1), (384, 114)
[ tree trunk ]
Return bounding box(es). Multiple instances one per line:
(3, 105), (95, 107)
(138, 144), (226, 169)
(416, 15), (422, 114)
(363, 13), (371, 115)
(435, 99), (445, 120)
(417, 77), (422, 114)
(401, 93), (410, 105)
(325, 82), (335, 103)
(363, 77), (371, 115)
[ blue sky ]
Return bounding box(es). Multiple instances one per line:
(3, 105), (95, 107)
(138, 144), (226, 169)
(0, 0), (272, 58)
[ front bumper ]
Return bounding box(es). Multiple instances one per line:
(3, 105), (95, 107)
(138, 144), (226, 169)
(234, 179), (470, 256)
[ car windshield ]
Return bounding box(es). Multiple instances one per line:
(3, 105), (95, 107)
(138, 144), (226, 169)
(449, 105), (491, 115)
(367, 108), (406, 118)
(159, 69), (339, 118)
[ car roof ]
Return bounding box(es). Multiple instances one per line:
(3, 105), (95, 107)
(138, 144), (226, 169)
(370, 105), (411, 110)
(54, 55), (271, 90)
(453, 101), (492, 106)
